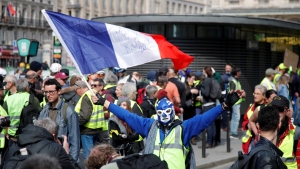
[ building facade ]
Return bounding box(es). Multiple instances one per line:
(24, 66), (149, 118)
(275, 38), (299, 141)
(211, 0), (300, 22)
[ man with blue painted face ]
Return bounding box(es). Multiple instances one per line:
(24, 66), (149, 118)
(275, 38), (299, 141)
(92, 91), (242, 169)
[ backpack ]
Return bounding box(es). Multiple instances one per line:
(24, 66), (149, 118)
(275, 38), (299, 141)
(2, 140), (51, 169)
(229, 146), (271, 169)
(137, 87), (146, 105)
(209, 78), (222, 99)
(17, 94), (40, 135)
(113, 153), (168, 169)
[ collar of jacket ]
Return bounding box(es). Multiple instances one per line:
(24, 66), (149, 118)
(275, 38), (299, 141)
(46, 98), (64, 110)
(256, 136), (284, 157)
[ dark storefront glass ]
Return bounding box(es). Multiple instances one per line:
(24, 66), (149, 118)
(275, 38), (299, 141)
(142, 25), (165, 35)
(197, 26), (222, 38)
(166, 24), (195, 38)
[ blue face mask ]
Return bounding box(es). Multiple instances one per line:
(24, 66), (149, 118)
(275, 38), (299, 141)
(156, 98), (175, 125)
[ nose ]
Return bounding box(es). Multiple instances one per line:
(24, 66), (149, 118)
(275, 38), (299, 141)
(162, 113), (167, 118)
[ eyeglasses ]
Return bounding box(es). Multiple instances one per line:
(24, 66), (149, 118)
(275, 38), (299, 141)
(91, 84), (101, 87)
(44, 90), (57, 95)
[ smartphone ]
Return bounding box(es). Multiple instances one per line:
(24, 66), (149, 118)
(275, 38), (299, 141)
(58, 137), (64, 144)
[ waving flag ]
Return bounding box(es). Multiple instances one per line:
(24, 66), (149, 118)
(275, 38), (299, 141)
(42, 10), (194, 75)
(7, 4), (16, 17)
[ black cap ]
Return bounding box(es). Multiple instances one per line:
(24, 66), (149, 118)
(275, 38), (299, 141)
(271, 95), (289, 108)
(60, 69), (69, 77)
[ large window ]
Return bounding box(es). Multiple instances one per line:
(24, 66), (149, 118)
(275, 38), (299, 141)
(142, 25), (165, 34)
(197, 26), (222, 38)
(167, 24), (195, 38)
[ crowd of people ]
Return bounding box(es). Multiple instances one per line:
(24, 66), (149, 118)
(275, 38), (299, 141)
(0, 60), (298, 168)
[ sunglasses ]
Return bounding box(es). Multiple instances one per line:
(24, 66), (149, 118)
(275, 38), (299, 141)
(91, 84), (101, 87)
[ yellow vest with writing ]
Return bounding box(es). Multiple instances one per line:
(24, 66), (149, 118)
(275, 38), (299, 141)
(74, 90), (104, 129)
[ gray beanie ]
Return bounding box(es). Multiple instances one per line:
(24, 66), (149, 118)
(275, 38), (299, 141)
(117, 96), (131, 106)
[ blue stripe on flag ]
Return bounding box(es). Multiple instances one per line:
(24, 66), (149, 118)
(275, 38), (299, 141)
(45, 10), (119, 74)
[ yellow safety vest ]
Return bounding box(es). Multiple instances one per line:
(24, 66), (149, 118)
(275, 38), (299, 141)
(153, 125), (189, 169)
(273, 73), (281, 85)
(0, 105), (8, 148)
(104, 84), (116, 90)
(3, 91), (11, 103)
(260, 77), (273, 90)
(194, 80), (202, 107)
(229, 78), (244, 105)
(130, 100), (143, 113)
(101, 94), (109, 131)
(74, 90), (104, 129)
(40, 96), (47, 108)
(242, 104), (258, 145)
(279, 126), (297, 169)
(6, 92), (30, 136)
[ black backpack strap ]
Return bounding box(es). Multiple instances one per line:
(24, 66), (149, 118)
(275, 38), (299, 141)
(238, 145), (271, 168)
(27, 140), (52, 154)
(29, 93), (35, 105)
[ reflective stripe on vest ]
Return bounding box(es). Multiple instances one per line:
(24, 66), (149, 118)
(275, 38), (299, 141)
(40, 96), (47, 108)
(260, 77), (272, 90)
(130, 100), (143, 113)
(279, 126), (297, 169)
(242, 129), (253, 144)
(75, 90), (104, 129)
(273, 73), (281, 85)
(229, 79), (244, 105)
(0, 106), (8, 148)
(7, 92), (30, 136)
(153, 125), (188, 169)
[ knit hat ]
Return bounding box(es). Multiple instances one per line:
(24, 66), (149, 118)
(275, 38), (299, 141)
(117, 96), (131, 106)
(30, 61), (42, 72)
(146, 70), (157, 82)
(194, 71), (203, 79)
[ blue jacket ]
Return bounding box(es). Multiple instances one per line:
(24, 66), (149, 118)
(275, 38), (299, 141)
(38, 99), (80, 162)
(108, 103), (223, 147)
(278, 84), (289, 100)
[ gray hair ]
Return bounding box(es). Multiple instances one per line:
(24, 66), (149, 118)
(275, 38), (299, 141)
(146, 85), (157, 99)
(104, 70), (118, 84)
(5, 75), (17, 86)
(17, 78), (29, 92)
(255, 85), (267, 96)
(34, 118), (58, 136)
(122, 82), (136, 99)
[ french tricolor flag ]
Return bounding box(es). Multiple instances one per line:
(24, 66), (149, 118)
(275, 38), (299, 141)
(42, 10), (194, 75)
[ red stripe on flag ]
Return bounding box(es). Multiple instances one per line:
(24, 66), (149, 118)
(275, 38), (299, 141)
(147, 34), (194, 70)
(8, 4), (16, 16)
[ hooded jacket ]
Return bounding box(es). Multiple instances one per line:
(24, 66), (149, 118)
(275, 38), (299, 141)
(60, 86), (80, 108)
(3, 124), (75, 169)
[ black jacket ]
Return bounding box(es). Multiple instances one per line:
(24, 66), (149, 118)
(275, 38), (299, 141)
(200, 77), (215, 104)
(140, 97), (156, 118)
(3, 124), (75, 169)
(250, 136), (287, 169)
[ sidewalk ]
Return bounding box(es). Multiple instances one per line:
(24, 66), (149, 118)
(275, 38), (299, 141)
(193, 129), (245, 169)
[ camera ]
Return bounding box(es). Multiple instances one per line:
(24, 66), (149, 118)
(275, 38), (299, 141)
(0, 116), (10, 128)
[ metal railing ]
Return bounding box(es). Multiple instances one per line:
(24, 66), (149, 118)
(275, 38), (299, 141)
(0, 17), (50, 29)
